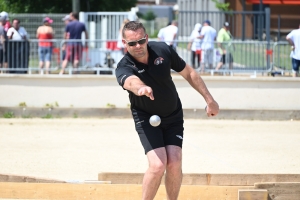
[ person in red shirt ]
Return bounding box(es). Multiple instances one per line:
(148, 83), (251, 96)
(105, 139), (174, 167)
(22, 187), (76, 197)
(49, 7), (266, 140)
(36, 17), (54, 74)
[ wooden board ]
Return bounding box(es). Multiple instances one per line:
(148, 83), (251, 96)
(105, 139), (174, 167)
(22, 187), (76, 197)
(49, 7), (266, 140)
(98, 173), (300, 186)
(0, 182), (253, 200)
(238, 189), (268, 200)
(0, 173), (65, 183)
(255, 182), (300, 200)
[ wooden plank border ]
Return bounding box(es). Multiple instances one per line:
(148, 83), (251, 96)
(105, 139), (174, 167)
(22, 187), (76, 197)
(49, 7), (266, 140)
(98, 173), (300, 185)
(0, 182), (254, 200)
(0, 173), (66, 183)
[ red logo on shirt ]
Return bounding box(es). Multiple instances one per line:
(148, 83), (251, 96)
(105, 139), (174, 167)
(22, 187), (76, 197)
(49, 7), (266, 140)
(154, 57), (164, 65)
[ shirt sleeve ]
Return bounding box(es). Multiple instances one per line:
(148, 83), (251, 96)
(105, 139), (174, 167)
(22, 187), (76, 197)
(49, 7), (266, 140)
(217, 30), (224, 43)
(65, 24), (69, 32)
(115, 62), (135, 89)
(7, 28), (12, 37)
(0, 27), (4, 36)
(286, 31), (294, 40)
(82, 24), (86, 32)
(21, 27), (28, 36)
(170, 46), (186, 72)
(200, 27), (206, 36)
(189, 31), (196, 41)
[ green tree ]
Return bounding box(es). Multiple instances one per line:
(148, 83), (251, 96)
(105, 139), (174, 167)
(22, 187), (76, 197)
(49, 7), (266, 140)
(142, 10), (156, 21)
(211, 0), (230, 11)
(0, 0), (137, 13)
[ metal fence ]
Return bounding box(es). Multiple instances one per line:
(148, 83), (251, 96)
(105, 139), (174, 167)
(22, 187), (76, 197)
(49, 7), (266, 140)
(178, 10), (270, 41)
(0, 39), (293, 76)
(8, 13), (68, 40)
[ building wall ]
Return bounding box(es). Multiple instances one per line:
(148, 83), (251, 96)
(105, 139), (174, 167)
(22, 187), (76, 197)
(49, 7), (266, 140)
(228, 0), (300, 40)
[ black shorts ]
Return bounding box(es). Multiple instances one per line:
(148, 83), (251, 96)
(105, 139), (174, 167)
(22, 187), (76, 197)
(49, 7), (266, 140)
(132, 107), (184, 154)
(220, 53), (233, 64)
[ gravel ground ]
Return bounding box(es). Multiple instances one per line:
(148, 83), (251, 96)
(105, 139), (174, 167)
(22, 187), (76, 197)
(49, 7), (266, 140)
(0, 118), (299, 181)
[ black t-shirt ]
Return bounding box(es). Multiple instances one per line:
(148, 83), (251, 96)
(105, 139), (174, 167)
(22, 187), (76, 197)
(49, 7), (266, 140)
(115, 41), (186, 117)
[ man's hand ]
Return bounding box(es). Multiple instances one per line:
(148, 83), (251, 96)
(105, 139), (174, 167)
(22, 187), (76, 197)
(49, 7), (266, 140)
(206, 100), (219, 117)
(137, 86), (154, 100)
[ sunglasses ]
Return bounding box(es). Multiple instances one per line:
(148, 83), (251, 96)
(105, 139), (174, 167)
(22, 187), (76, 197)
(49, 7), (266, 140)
(125, 36), (147, 47)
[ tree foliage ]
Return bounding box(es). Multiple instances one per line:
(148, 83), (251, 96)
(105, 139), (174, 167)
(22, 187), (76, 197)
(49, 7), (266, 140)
(0, 0), (137, 13)
(211, 0), (231, 11)
(137, 10), (156, 21)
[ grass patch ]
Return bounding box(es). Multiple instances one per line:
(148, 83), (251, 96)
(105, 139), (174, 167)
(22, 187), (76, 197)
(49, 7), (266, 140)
(3, 112), (15, 118)
(42, 114), (53, 119)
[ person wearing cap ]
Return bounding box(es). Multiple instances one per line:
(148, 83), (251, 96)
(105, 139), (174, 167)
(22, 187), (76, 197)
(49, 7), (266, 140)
(198, 20), (216, 73)
(187, 23), (202, 69)
(215, 22), (234, 71)
(61, 15), (71, 61)
(0, 15), (8, 73)
(36, 17), (54, 74)
(7, 18), (29, 73)
(62, 15), (71, 24)
(0, 11), (11, 32)
(59, 12), (88, 75)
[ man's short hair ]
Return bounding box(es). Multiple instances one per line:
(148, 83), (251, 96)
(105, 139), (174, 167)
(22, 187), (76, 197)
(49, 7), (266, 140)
(13, 18), (20, 24)
(172, 20), (178, 26)
(122, 21), (146, 38)
(203, 20), (211, 26)
(71, 12), (79, 20)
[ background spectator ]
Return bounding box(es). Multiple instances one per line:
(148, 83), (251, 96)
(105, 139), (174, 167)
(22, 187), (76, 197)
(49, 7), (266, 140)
(286, 24), (300, 77)
(61, 15), (71, 61)
(215, 22), (234, 71)
(187, 23), (202, 69)
(7, 18), (29, 73)
(36, 17), (54, 74)
(1, 11), (11, 32)
(117, 19), (130, 55)
(157, 22), (171, 41)
(161, 20), (178, 50)
(59, 12), (88, 75)
(199, 20), (216, 73)
(0, 15), (8, 73)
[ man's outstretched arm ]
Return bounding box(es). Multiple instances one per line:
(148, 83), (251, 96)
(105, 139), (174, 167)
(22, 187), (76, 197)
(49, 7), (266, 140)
(178, 65), (219, 116)
(123, 75), (154, 100)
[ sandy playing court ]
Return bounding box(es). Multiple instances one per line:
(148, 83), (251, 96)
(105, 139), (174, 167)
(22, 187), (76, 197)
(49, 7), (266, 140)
(0, 118), (299, 182)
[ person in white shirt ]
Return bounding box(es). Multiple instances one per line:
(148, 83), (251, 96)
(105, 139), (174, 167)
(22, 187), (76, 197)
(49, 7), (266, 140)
(187, 23), (202, 69)
(6, 18), (29, 73)
(286, 24), (300, 77)
(199, 20), (216, 73)
(157, 22), (171, 41)
(7, 19), (28, 40)
(161, 20), (178, 50)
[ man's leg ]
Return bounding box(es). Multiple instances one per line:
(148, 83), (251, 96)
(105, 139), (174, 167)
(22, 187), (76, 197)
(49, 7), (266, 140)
(45, 61), (51, 74)
(142, 147), (167, 200)
(208, 49), (214, 69)
(165, 145), (182, 200)
(39, 61), (44, 74)
(59, 59), (68, 75)
(200, 50), (207, 73)
(215, 62), (223, 70)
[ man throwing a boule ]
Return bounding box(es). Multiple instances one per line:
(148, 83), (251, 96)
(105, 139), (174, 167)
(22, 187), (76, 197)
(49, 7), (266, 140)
(115, 21), (219, 200)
